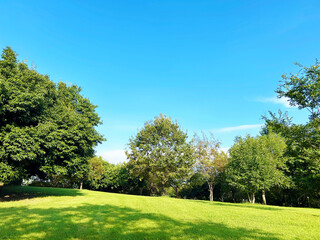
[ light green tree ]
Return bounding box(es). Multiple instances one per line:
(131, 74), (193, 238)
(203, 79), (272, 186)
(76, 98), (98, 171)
(86, 156), (106, 190)
(126, 114), (195, 195)
(226, 133), (289, 204)
(194, 133), (228, 201)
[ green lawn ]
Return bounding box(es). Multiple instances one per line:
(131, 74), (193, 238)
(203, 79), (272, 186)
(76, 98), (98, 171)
(0, 186), (319, 240)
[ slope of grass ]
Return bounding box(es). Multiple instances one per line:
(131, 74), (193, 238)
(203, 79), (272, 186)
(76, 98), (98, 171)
(0, 186), (319, 240)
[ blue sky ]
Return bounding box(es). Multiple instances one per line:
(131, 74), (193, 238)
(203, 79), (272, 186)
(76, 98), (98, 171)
(1, 0), (319, 163)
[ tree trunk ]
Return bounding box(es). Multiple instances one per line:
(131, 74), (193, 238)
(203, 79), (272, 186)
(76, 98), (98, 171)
(80, 181), (83, 190)
(150, 182), (155, 196)
(139, 187), (143, 195)
(220, 195), (224, 202)
(232, 189), (236, 203)
(209, 184), (214, 201)
(0, 182), (4, 193)
(262, 189), (267, 205)
(307, 196), (311, 208)
(248, 193), (255, 204)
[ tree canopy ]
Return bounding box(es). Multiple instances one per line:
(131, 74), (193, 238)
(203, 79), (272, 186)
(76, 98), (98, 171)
(277, 62), (320, 120)
(263, 62), (320, 206)
(0, 47), (104, 185)
(126, 114), (194, 195)
(226, 133), (288, 204)
(194, 133), (228, 201)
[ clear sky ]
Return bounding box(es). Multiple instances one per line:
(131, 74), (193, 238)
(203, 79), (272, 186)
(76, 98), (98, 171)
(1, 0), (319, 163)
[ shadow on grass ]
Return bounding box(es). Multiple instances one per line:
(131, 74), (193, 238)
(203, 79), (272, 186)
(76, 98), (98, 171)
(0, 202), (281, 240)
(0, 186), (83, 202)
(197, 200), (285, 212)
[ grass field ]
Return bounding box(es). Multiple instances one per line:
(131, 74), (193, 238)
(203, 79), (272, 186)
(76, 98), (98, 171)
(0, 186), (319, 240)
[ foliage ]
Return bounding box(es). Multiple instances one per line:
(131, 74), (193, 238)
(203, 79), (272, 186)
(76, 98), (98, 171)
(84, 158), (146, 195)
(194, 132), (228, 201)
(126, 114), (195, 195)
(263, 111), (320, 206)
(0, 162), (19, 184)
(277, 61), (320, 120)
(226, 133), (289, 204)
(87, 156), (106, 190)
(103, 163), (147, 194)
(0, 47), (104, 185)
(261, 62), (320, 207)
(178, 172), (208, 200)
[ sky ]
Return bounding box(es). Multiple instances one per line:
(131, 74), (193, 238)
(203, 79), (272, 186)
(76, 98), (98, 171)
(1, 0), (319, 163)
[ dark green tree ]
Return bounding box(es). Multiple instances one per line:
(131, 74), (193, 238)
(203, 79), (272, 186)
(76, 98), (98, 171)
(277, 61), (320, 120)
(263, 62), (320, 207)
(126, 114), (195, 195)
(0, 47), (104, 187)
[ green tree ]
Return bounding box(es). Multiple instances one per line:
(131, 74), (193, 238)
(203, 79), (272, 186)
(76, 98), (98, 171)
(263, 62), (320, 206)
(85, 159), (147, 195)
(126, 114), (195, 195)
(263, 112), (320, 206)
(0, 162), (19, 190)
(277, 61), (320, 120)
(226, 133), (288, 204)
(194, 133), (228, 201)
(0, 47), (104, 186)
(86, 156), (106, 190)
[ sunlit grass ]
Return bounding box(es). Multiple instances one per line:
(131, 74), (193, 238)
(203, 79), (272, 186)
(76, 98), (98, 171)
(0, 186), (319, 239)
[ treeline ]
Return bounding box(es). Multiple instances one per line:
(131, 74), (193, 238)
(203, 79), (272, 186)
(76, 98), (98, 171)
(84, 61), (320, 208)
(82, 112), (319, 208)
(1, 47), (319, 208)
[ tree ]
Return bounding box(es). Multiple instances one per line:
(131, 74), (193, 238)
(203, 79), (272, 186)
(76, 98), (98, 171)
(226, 133), (288, 204)
(0, 47), (104, 186)
(102, 162), (146, 195)
(194, 133), (228, 201)
(277, 61), (320, 120)
(126, 114), (195, 195)
(86, 156), (106, 190)
(0, 162), (19, 190)
(263, 61), (320, 207)
(85, 159), (146, 195)
(262, 115), (320, 206)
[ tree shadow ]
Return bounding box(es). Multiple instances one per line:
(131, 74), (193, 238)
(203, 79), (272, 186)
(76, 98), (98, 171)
(0, 186), (83, 202)
(197, 201), (285, 212)
(0, 202), (281, 239)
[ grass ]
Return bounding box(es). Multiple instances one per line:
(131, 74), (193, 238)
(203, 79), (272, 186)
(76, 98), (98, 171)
(0, 186), (319, 240)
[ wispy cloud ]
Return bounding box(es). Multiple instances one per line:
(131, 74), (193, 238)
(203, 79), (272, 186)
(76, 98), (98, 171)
(257, 97), (294, 108)
(216, 124), (264, 133)
(97, 150), (127, 164)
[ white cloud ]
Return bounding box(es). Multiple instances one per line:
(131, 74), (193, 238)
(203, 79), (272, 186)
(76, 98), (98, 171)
(97, 149), (128, 164)
(257, 97), (294, 108)
(220, 147), (230, 153)
(216, 124), (264, 133)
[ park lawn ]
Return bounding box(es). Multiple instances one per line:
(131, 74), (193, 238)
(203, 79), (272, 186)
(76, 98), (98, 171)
(0, 186), (319, 240)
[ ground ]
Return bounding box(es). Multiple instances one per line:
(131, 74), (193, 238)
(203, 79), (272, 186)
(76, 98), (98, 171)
(0, 186), (319, 240)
